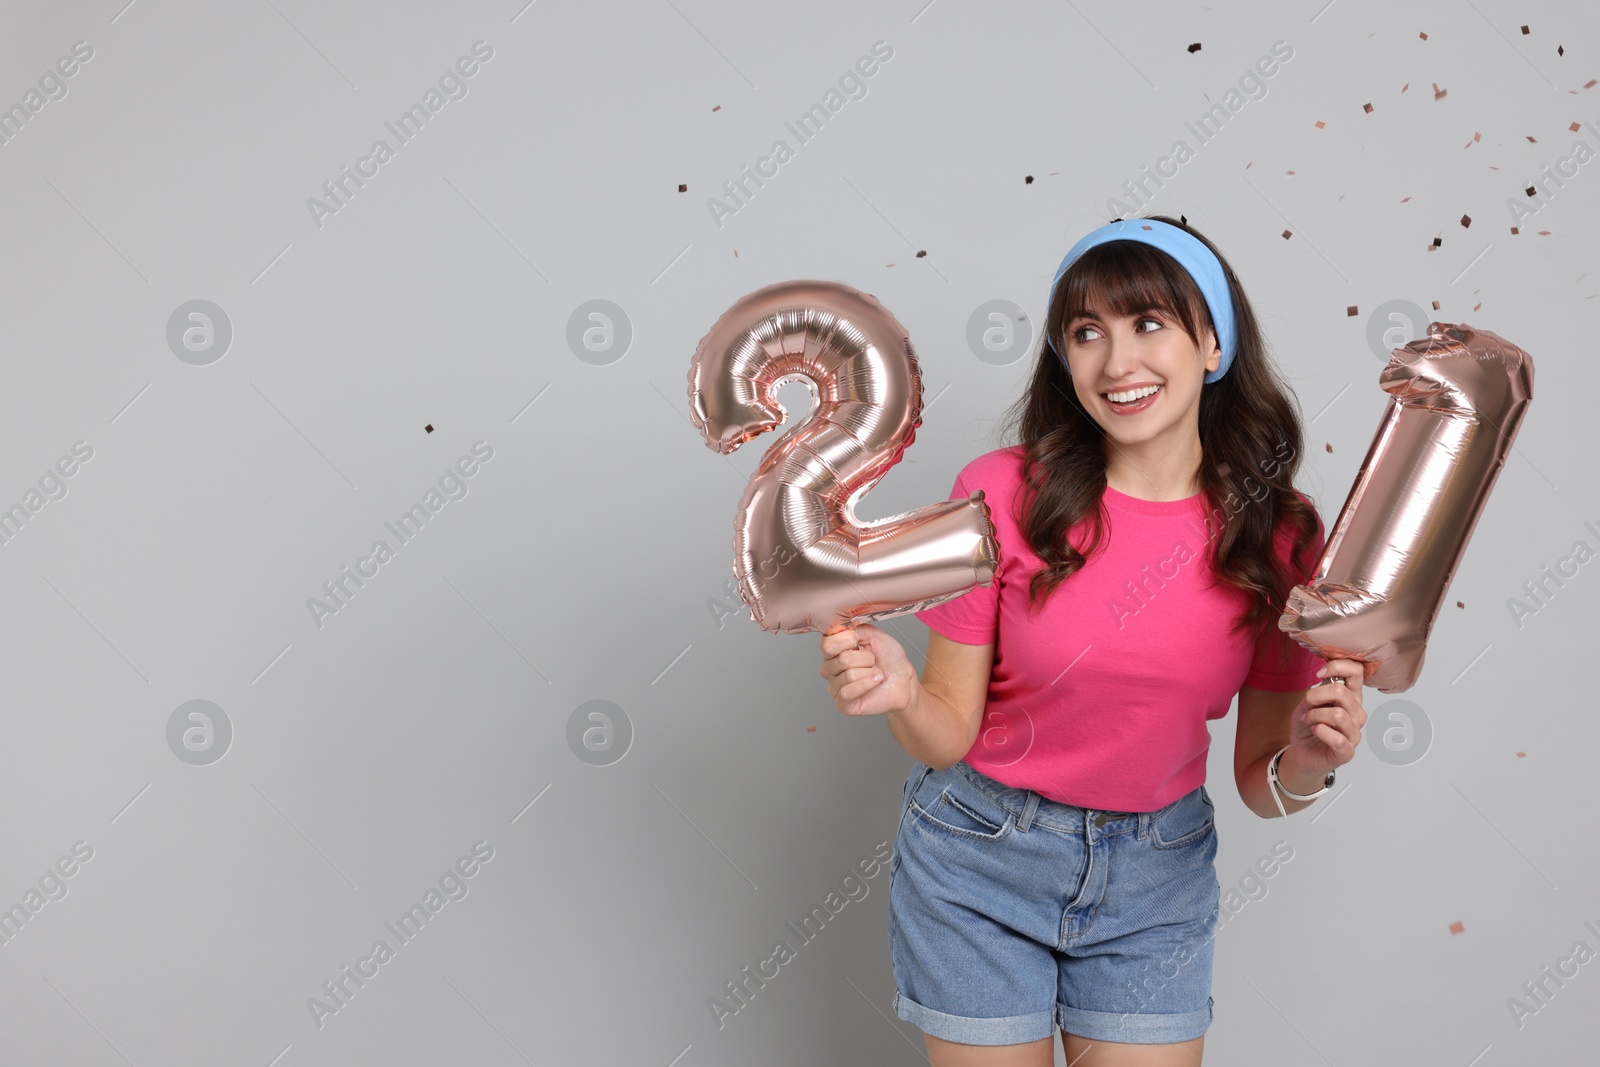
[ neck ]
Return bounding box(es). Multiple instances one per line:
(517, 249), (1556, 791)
(1104, 435), (1204, 501)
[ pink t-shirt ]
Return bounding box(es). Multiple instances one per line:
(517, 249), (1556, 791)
(913, 445), (1327, 813)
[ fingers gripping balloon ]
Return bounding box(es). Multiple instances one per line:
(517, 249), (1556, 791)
(1279, 322), (1534, 692)
(687, 280), (999, 635)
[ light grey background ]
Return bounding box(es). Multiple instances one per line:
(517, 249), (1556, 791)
(0, 0), (1594, 1064)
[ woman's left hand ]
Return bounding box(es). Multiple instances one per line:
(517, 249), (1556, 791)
(1284, 658), (1368, 782)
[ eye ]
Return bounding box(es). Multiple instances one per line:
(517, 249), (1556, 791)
(1075, 316), (1164, 342)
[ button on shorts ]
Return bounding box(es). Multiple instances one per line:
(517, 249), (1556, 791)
(887, 759), (1221, 1046)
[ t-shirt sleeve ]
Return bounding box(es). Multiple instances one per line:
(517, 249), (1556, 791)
(1242, 499), (1328, 692)
(912, 470), (999, 645)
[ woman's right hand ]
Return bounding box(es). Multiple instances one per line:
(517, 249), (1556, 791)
(819, 623), (917, 717)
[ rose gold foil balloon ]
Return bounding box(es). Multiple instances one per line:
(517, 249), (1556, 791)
(1279, 322), (1534, 692)
(687, 280), (999, 635)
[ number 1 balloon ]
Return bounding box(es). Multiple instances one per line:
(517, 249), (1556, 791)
(1279, 322), (1534, 692)
(687, 280), (999, 635)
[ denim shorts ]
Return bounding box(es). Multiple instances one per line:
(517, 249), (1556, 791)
(887, 759), (1220, 1046)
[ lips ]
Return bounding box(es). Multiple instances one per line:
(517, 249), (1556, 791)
(1101, 382), (1163, 402)
(1102, 384), (1162, 414)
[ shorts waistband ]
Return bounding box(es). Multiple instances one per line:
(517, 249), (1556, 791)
(948, 760), (1151, 835)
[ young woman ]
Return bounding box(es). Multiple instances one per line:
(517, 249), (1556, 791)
(819, 215), (1369, 1067)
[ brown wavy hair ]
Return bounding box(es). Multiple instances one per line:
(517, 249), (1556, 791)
(994, 213), (1321, 668)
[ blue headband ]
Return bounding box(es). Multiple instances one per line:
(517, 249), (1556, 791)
(1046, 218), (1237, 384)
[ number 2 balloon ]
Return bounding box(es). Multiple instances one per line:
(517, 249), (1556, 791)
(687, 280), (999, 635)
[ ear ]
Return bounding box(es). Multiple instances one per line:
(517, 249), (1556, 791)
(1203, 329), (1222, 374)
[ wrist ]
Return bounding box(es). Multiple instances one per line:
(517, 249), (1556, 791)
(889, 678), (924, 722)
(1272, 746), (1328, 796)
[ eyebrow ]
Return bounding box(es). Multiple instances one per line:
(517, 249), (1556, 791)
(1065, 304), (1169, 325)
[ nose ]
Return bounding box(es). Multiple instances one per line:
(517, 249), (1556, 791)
(1101, 326), (1141, 378)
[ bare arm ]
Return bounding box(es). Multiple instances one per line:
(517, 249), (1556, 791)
(1234, 685), (1333, 818)
(888, 630), (994, 770)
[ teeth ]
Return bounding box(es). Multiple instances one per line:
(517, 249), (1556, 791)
(1105, 385), (1161, 403)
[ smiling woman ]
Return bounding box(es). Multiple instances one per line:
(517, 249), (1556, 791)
(820, 213), (1361, 1066)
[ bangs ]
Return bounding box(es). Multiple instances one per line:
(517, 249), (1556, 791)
(1057, 240), (1211, 348)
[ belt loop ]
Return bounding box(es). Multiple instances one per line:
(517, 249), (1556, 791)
(1017, 790), (1040, 832)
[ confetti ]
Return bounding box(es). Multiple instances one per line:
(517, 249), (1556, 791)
(1401, 83), (1409, 92)
(1315, 119), (1326, 128)
(1511, 226), (1520, 234)
(1287, 169), (1296, 175)
(1573, 122), (1584, 131)
(1521, 25), (1530, 34)
(1282, 229), (1292, 239)
(1527, 135), (1538, 143)
(1432, 300), (1441, 310)
(1537, 229), (1551, 235)
(1516, 751), (1526, 758)
(678, 183), (687, 192)
(1245, 161), (1253, 169)
(1431, 236), (1443, 247)
(1450, 921), (1465, 935)
(1456, 600), (1464, 608)
(1588, 79), (1599, 89)
(806, 726), (816, 732)
(1401, 196), (1412, 202)
(712, 105), (721, 112)
(1433, 82), (1447, 99)
(1419, 31), (1428, 41)
(1325, 443), (1333, 453)
(1558, 46), (1564, 57)
(1473, 302), (1482, 311)
(1346, 305), (1359, 316)
(424, 424), (434, 433)
(916, 250), (927, 258)
(1025, 175), (1034, 184)
(1363, 102), (1374, 113)
(1188, 42), (1202, 53)
(1461, 214), (1472, 227)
